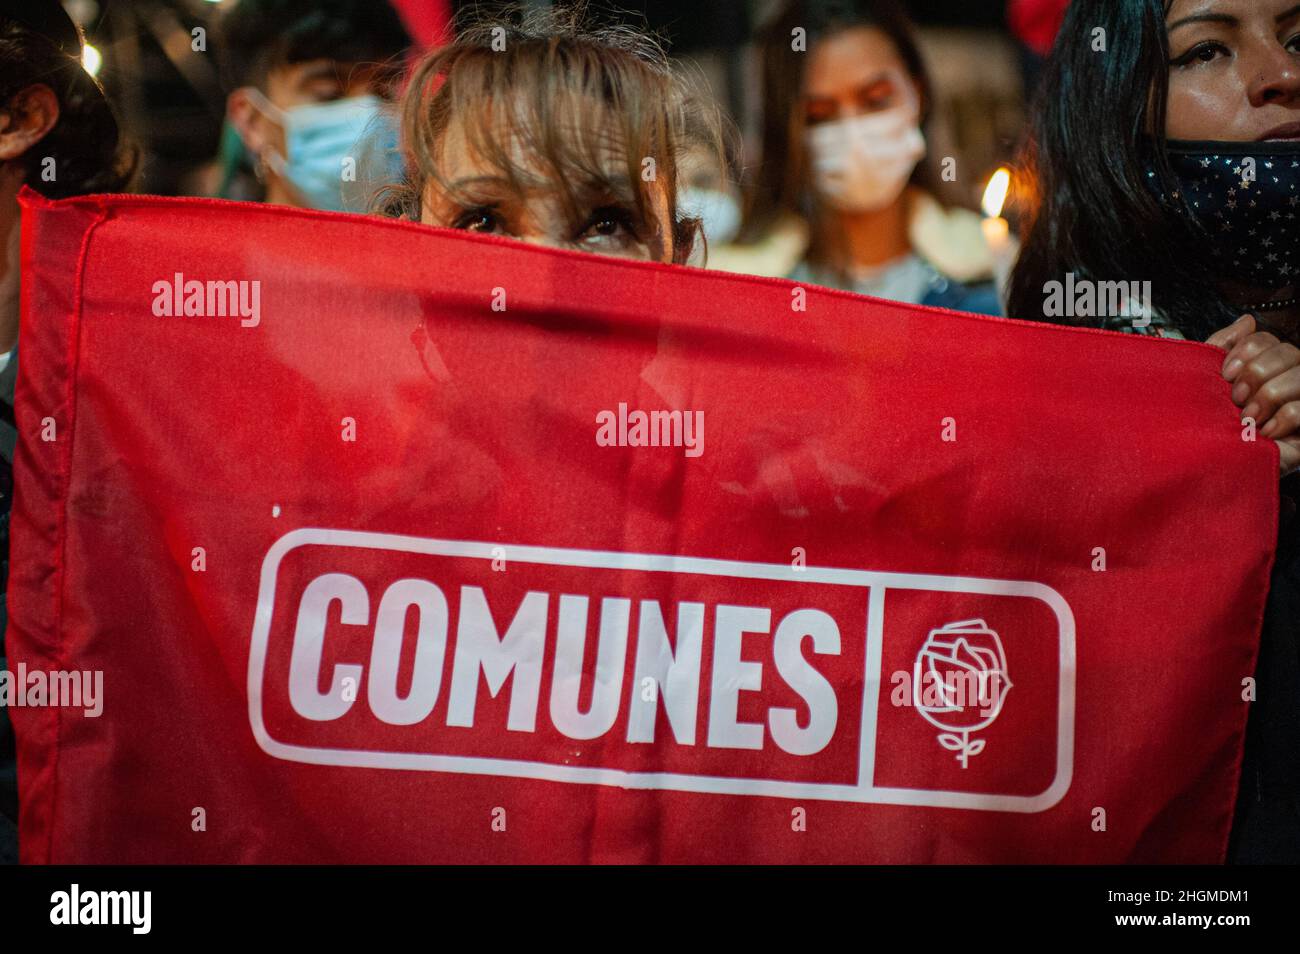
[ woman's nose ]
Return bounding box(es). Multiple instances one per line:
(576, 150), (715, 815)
(1247, 43), (1300, 107)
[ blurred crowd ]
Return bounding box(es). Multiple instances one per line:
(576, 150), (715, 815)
(4, 0), (1072, 314)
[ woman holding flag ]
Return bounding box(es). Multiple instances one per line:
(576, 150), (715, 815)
(1010, 0), (1300, 861)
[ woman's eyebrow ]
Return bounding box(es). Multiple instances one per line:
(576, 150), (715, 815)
(445, 175), (509, 192)
(575, 172), (638, 205)
(857, 75), (895, 90)
(1168, 4), (1300, 33)
(1167, 13), (1236, 32)
(840, 72), (895, 93)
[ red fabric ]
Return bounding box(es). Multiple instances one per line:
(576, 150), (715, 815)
(389, 0), (453, 50)
(9, 190), (1277, 863)
(1008, 0), (1071, 56)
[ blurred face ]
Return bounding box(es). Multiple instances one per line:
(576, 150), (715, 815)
(268, 58), (386, 109)
(1165, 0), (1300, 140)
(801, 26), (920, 128)
(229, 57), (391, 208)
(419, 110), (675, 262)
(254, 58), (389, 165)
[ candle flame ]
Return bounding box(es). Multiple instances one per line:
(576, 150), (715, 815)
(82, 44), (102, 78)
(981, 167), (1012, 219)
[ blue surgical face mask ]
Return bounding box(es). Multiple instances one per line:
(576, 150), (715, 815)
(245, 89), (403, 212)
(679, 187), (742, 246)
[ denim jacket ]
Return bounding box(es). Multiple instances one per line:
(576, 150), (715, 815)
(788, 257), (1004, 317)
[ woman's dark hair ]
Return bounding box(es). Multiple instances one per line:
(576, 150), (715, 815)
(0, 15), (135, 198)
(1006, 0), (1236, 339)
(741, 0), (933, 267)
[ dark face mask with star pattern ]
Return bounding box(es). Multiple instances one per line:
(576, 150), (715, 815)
(1146, 140), (1300, 292)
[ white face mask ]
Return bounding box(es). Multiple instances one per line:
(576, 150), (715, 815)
(805, 106), (926, 213)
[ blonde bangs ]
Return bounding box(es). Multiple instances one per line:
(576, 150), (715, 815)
(382, 3), (726, 261)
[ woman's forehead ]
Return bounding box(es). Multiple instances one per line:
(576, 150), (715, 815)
(434, 102), (639, 189)
(805, 27), (907, 95)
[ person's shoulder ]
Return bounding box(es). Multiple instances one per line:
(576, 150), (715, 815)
(707, 214), (810, 280)
(921, 276), (1003, 316)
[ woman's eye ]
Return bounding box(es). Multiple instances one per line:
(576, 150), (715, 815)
(452, 207), (501, 233)
(579, 205), (637, 243)
(804, 100), (836, 125)
(1287, 33), (1300, 53)
(1171, 41), (1228, 67)
(857, 81), (896, 112)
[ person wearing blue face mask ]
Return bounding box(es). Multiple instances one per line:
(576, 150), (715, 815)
(217, 0), (411, 212)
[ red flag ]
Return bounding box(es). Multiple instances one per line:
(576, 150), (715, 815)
(389, 0), (453, 50)
(7, 190), (1276, 863)
(1008, 0), (1072, 56)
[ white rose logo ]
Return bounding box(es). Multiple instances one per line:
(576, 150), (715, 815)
(912, 619), (1012, 768)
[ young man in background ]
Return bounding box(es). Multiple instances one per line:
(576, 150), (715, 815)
(218, 0), (412, 211)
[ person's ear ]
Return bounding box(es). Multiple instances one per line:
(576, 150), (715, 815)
(0, 84), (61, 162)
(227, 88), (270, 156)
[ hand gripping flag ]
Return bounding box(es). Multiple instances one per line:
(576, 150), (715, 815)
(6, 190), (1278, 863)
